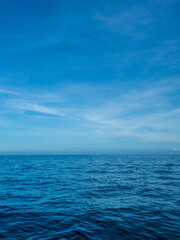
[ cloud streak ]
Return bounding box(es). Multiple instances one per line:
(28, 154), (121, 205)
(0, 88), (16, 95)
(3, 77), (180, 143)
(94, 5), (152, 39)
(6, 101), (65, 117)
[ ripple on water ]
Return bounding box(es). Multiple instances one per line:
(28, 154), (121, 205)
(0, 154), (179, 239)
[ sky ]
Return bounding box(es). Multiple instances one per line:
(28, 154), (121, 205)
(0, 0), (180, 154)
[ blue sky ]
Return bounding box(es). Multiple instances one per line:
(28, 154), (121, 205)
(0, 0), (180, 153)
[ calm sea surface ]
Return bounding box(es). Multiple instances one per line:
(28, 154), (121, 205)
(0, 155), (179, 239)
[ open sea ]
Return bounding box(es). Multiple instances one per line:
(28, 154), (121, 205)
(0, 154), (179, 239)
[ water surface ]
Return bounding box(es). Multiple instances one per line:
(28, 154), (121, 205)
(0, 155), (179, 239)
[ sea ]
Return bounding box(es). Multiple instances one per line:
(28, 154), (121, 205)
(0, 154), (179, 239)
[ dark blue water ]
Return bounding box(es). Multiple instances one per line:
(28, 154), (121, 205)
(0, 155), (179, 239)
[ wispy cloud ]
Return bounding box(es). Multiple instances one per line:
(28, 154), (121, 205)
(3, 78), (180, 143)
(94, 5), (152, 39)
(6, 101), (65, 117)
(81, 80), (180, 142)
(0, 88), (16, 95)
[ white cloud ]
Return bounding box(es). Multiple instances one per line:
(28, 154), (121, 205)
(2, 78), (180, 143)
(6, 101), (65, 117)
(81, 82), (180, 142)
(94, 5), (152, 39)
(0, 88), (16, 95)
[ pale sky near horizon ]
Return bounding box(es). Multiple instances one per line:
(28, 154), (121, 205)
(0, 0), (180, 153)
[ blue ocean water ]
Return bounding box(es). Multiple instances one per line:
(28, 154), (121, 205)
(0, 155), (179, 239)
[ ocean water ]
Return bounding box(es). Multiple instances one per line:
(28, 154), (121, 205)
(0, 155), (179, 239)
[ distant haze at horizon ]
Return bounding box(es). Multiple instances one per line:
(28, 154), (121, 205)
(0, 0), (180, 153)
